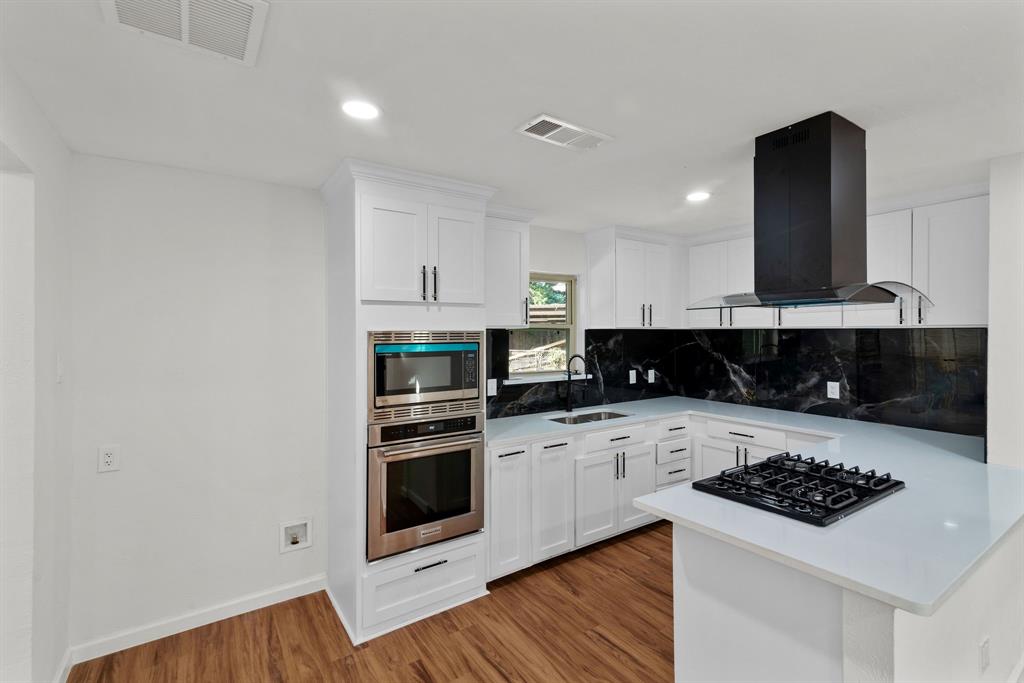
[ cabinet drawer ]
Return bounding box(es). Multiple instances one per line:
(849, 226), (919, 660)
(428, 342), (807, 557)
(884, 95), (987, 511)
(584, 424), (646, 453)
(656, 459), (692, 486)
(706, 420), (786, 450)
(657, 417), (690, 440)
(363, 536), (485, 629)
(656, 438), (692, 464)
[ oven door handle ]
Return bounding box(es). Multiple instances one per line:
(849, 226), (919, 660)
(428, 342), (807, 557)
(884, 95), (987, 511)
(375, 436), (483, 459)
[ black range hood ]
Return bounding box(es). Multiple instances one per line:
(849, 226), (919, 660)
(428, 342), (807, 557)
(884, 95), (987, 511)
(689, 111), (926, 310)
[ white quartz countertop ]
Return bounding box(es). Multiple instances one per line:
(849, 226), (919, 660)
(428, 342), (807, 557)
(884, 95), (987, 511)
(486, 397), (1024, 616)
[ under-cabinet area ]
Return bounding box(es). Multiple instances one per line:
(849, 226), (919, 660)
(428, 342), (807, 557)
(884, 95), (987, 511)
(486, 400), (835, 581)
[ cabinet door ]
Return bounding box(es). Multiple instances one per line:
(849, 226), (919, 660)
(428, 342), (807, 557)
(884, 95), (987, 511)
(738, 443), (786, 467)
(776, 305), (843, 328)
(360, 195), (429, 302)
(531, 440), (575, 562)
(912, 196), (989, 327)
(485, 218), (529, 327)
(723, 238), (777, 328)
(574, 451), (618, 547)
(844, 210), (912, 328)
(429, 205), (485, 304)
(489, 446), (531, 579)
(695, 438), (739, 479)
(644, 243), (670, 328)
(617, 444), (657, 532)
(615, 238), (646, 327)
(688, 242), (728, 328)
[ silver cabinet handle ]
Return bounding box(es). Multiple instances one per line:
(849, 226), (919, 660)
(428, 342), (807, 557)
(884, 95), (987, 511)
(432, 266), (438, 301)
(498, 450), (525, 458)
(414, 559), (448, 573)
(421, 265), (427, 301)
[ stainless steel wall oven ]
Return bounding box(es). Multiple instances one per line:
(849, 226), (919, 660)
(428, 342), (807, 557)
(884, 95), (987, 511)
(366, 331), (485, 561)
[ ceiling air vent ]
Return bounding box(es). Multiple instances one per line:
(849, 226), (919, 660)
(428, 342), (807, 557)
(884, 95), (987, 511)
(100, 0), (269, 66)
(519, 114), (611, 151)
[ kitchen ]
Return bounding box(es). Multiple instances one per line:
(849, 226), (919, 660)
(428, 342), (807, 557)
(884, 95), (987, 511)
(1, 2), (1022, 683)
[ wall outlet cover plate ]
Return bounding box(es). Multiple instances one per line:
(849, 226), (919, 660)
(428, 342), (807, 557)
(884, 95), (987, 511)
(827, 381), (841, 399)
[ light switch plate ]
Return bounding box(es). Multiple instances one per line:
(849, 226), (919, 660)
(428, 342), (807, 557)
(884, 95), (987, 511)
(827, 381), (840, 399)
(486, 378), (498, 396)
(629, 370), (637, 384)
(647, 369), (656, 383)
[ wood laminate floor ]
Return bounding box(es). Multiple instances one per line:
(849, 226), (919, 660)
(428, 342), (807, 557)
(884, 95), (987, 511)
(68, 521), (673, 682)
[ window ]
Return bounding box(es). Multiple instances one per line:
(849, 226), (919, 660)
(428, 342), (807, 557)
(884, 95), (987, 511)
(509, 273), (576, 375)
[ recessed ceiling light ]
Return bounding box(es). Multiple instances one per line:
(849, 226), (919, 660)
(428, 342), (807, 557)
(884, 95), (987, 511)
(687, 191), (711, 202)
(341, 100), (380, 120)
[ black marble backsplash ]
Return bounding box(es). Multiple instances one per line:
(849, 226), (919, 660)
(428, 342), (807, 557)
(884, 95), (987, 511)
(486, 328), (987, 437)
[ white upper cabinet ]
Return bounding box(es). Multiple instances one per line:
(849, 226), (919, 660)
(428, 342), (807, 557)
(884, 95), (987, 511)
(844, 210), (913, 328)
(484, 214), (530, 327)
(615, 238), (647, 327)
(360, 195), (430, 302)
(615, 237), (671, 328)
(429, 205), (485, 304)
(911, 196), (989, 327)
(725, 237), (776, 329)
(687, 240), (728, 328)
(587, 228), (680, 329)
(688, 237), (775, 328)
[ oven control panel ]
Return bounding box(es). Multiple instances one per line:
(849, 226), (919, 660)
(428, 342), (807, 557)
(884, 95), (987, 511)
(376, 414), (481, 445)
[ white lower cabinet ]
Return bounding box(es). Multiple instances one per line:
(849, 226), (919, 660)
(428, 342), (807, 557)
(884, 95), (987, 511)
(489, 444), (532, 579)
(531, 439), (576, 562)
(575, 443), (656, 547)
(617, 444), (657, 531)
(695, 438), (740, 479)
(574, 450), (619, 547)
(696, 430), (789, 479)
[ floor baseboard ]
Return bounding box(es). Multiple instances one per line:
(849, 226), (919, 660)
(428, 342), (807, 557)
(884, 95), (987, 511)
(67, 574), (326, 668)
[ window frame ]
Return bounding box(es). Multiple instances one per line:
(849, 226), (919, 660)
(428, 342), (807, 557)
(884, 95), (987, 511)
(508, 272), (577, 378)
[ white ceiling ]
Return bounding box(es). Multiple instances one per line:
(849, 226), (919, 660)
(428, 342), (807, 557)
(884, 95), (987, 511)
(2, 1), (1022, 233)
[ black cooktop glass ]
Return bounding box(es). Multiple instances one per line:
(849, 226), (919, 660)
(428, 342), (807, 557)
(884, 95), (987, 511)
(691, 452), (905, 526)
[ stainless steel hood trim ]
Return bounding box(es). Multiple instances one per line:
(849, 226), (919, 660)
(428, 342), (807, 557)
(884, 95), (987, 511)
(687, 281), (933, 310)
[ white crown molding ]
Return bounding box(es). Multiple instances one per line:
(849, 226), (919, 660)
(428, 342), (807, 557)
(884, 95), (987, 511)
(321, 159), (497, 201)
(866, 181), (988, 215)
(486, 203), (535, 222)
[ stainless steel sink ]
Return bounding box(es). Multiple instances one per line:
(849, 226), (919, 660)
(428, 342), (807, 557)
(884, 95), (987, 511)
(549, 411), (629, 425)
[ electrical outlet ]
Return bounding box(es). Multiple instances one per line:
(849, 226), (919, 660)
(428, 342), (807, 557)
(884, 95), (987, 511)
(827, 381), (840, 399)
(486, 378), (498, 397)
(647, 369), (656, 383)
(280, 517), (313, 553)
(979, 636), (990, 673)
(97, 444), (120, 473)
(629, 370), (637, 384)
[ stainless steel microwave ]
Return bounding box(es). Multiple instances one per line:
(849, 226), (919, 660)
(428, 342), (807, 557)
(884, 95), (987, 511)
(367, 331), (482, 421)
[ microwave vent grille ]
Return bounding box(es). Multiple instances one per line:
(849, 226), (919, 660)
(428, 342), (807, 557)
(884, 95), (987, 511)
(370, 331), (482, 344)
(372, 399), (481, 423)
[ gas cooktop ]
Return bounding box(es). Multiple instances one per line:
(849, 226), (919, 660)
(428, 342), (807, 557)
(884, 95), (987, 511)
(691, 452), (905, 526)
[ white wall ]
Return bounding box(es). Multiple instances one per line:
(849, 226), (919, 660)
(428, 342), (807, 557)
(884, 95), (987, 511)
(529, 225), (585, 276)
(987, 153), (1024, 469)
(67, 156), (327, 651)
(0, 55), (74, 682)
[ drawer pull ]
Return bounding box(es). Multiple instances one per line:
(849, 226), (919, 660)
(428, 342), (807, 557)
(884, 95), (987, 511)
(543, 442), (568, 449)
(610, 435), (631, 442)
(498, 450), (525, 458)
(668, 469), (687, 475)
(670, 447), (688, 454)
(413, 559), (448, 573)
(728, 431), (755, 440)
(668, 426), (686, 432)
